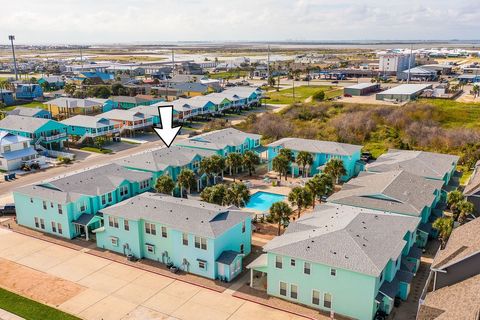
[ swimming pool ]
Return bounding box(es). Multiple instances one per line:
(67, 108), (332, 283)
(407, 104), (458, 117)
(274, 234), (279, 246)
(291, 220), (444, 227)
(246, 191), (286, 212)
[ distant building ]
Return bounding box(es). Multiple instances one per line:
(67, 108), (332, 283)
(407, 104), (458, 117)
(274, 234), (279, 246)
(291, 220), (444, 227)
(0, 90), (15, 106)
(463, 160), (480, 216)
(379, 53), (415, 74)
(43, 97), (106, 119)
(0, 131), (45, 171)
(38, 76), (65, 90)
(15, 84), (43, 100)
(376, 84), (432, 102)
(397, 67), (438, 81)
(7, 107), (51, 119)
(344, 83), (380, 96)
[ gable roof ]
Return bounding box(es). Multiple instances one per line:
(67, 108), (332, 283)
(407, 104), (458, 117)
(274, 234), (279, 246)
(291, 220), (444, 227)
(60, 115), (114, 128)
(366, 149), (459, 181)
(0, 130), (31, 146)
(267, 138), (362, 157)
(177, 128), (261, 150)
(14, 163), (152, 203)
(0, 115), (63, 133)
(464, 161), (480, 195)
(264, 203), (419, 276)
(328, 170), (444, 216)
(99, 109), (150, 121)
(101, 192), (251, 238)
(44, 97), (104, 109)
(431, 217), (480, 269)
(116, 145), (216, 172)
(109, 96), (149, 104)
(7, 107), (48, 117)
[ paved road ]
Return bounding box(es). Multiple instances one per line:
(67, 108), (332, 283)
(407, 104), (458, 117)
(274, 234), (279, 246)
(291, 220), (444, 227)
(0, 137), (172, 196)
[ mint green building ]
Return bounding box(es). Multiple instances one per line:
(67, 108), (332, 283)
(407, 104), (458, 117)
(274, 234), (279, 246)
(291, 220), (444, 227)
(95, 193), (252, 281)
(327, 170), (445, 248)
(248, 203), (420, 320)
(175, 128), (262, 157)
(61, 115), (119, 144)
(13, 164), (153, 240)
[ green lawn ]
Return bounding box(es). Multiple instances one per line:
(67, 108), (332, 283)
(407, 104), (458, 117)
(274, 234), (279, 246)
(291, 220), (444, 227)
(1, 101), (47, 111)
(266, 85), (342, 104)
(0, 287), (80, 320)
(209, 70), (249, 79)
(81, 146), (112, 154)
(419, 98), (480, 129)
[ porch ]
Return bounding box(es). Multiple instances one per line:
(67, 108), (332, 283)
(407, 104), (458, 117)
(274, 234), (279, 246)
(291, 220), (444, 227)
(72, 213), (102, 241)
(246, 253), (268, 291)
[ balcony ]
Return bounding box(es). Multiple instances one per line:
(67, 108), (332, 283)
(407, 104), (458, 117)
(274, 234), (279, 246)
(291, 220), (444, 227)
(85, 128), (120, 137)
(44, 132), (67, 142)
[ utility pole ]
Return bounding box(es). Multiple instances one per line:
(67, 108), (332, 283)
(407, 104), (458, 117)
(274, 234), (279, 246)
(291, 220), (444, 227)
(8, 35), (18, 81)
(407, 44), (413, 84)
(171, 49), (175, 76)
(267, 45), (270, 80)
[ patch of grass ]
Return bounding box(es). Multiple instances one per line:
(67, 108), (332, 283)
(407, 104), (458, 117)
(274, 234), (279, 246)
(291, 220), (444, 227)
(419, 98), (480, 129)
(209, 71), (249, 79)
(0, 287), (80, 320)
(81, 146), (112, 154)
(267, 85), (342, 104)
(1, 101), (46, 111)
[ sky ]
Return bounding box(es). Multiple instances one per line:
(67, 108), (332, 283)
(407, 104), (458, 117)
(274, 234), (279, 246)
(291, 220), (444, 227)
(1, 0), (479, 44)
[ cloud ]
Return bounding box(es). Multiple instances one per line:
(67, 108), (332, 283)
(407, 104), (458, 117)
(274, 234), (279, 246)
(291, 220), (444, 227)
(0, 0), (478, 44)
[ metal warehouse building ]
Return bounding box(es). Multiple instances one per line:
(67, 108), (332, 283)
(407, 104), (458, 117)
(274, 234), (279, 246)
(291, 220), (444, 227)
(344, 83), (380, 96)
(376, 84), (432, 102)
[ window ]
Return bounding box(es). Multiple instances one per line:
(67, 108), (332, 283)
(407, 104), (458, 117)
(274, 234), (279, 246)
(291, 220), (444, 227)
(182, 233), (189, 246)
(110, 237), (119, 246)
(279, 282), (287, 296)
(304, 262), (311, 275)
(79, 201), (86, 212)
(161, 226), (167, 238)
(242, 221), (246, 233)
(4, 145), (10, 152)
(140, 180), (150, 189)
(124, 219), (129, 231)
(40, 218), (45, 229)
(23, 142), (28, 148)
(108, 192), (112, 202)
(380, 271), (383, 282)
(30, 198), (33, 203)
(290, 284), (298, 299)
(240, 244), (244, 254)
(194, 236), (207, 250)
(42, 201), (47, 210)
(50, 202), (53, 208)
(323, 293), (332, 309)
(290, 259), (296, 267)
(57, 223), (62, 234)
(192, 161), (200, 169)
(146, 244), (155, 253)
(275, 256), (283, 269)
(51, 221), (57, 233)
(312, 290), (320, 305)
(198, 260), (206, 270)
(34, 217), (39, 228)
(101, 195), (106, 205)
(119, 185), (129, 197)
(145, 222), (156, 235)
(58, 204), (63, 215)
(330, 268), (336, 276)
(108, 216), (119, 228)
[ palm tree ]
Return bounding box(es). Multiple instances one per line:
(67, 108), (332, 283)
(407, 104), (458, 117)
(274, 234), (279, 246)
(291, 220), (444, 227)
(324, 159), (346, 184)
(269, 201), (292, 235)
(225, 153), (243, 180)
(199, 157), (215, 186)
(447, 190), (464, 213)
(155, 175), (175, 195)
(200, 184), (227, 205)
(288, 186), (313, 218)
(210, 154), (226, 180)
(305, 173), (333, 208)
(242, 150), (260, 176)
(296, 151), (313, 177)
(472, 84), (479, 99)
(272, 155), (290, 181)
(64, 83), (76, 96)
(279, 148), (295, 162)
(457, 200), (474, 224)
(177, 169), (196, 196)
(432, 217), (454, 248)
(225, 182), (251, 207)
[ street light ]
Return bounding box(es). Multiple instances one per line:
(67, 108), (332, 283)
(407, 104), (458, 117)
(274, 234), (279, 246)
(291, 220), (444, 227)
(8, 35), (18, 81)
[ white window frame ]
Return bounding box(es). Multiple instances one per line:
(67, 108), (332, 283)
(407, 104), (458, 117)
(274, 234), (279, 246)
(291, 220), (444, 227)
(110, 236), (119, 246)
(323, 293), (332, 309)
(161, 226), (167, 238)
(57, 223), (63, 234)
(276, 255), (283, 269)
(312, 290), (320, 305)
(146, 243), (155, 254)
(51, 221), (56, 233)
(198, 260), (207, 270)
(279, 281), (287, 297)
(182, 233), (189, 246)
(304, 262), (311, 275)
(290, 284), (298, 299)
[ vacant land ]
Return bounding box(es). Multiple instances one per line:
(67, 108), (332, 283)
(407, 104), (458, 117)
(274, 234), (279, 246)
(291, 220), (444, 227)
(1, 101), (46, 111)
(266, 85), (342, 104)
(420, 98), (480, 129)
(209, 70), (249, 79)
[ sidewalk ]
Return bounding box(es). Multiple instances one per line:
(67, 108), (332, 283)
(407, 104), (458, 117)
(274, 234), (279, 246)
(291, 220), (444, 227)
(0, 309), (24, 320)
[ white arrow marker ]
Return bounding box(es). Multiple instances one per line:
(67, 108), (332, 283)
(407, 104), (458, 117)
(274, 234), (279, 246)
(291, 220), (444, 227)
(153, 106), (182, 148)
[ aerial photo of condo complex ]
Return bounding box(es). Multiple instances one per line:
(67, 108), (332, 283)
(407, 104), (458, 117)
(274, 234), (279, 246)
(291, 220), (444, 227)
(0, 1), (479, 320)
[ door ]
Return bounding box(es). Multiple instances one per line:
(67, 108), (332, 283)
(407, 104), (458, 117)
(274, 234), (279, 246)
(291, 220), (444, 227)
(218, 263), (225, 277)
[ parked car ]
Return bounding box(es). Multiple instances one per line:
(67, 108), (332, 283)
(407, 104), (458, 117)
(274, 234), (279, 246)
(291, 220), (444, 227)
(344, 93), (352, 97)
(331, 80), (339, 84)
(0, 203), (15, 216)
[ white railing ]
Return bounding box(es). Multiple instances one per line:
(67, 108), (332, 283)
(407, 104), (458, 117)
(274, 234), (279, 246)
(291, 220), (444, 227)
(45, 149), (75, 160)
(124, 121), (153, 130)
(44, 132), (67, 142)
(84, 128), (120, 138)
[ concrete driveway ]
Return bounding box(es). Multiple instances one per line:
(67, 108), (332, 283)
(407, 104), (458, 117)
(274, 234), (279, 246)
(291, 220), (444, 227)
(0, 228), (306, 320)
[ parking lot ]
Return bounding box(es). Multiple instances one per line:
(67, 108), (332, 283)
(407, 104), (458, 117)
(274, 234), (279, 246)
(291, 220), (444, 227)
(0, 228), (308, 320)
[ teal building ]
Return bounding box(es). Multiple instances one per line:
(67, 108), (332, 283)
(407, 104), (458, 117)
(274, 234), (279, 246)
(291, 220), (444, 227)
(96, 193), (252, 281)
(61, 115), (119, 144)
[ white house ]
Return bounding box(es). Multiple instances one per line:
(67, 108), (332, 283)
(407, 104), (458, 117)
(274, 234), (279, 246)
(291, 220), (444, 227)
(0, 131), (45, 171)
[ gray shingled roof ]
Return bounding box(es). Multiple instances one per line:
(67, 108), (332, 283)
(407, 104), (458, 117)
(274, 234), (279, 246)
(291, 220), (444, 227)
(0, 115), (62, 133)
(116, 145), (216, 172)
(14, 163), (152, 203)
(44, 97), (104, 109)
(109, 96), (149, 104)
(7, 107), (47, 117)
(327, 170), (444, 217)
(264, 203), (419, 276)
(99, 109), (150, 121)
(177, 128), (261, 150)
(267, 138), (362, 156)
(366, 149), (459, 181)
(100, 193), (251, 238)
(61, 115), (114, 128)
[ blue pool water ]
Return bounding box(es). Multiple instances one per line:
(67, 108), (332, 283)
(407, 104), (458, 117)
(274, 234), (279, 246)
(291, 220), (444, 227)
(246, 191), (286, 211)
